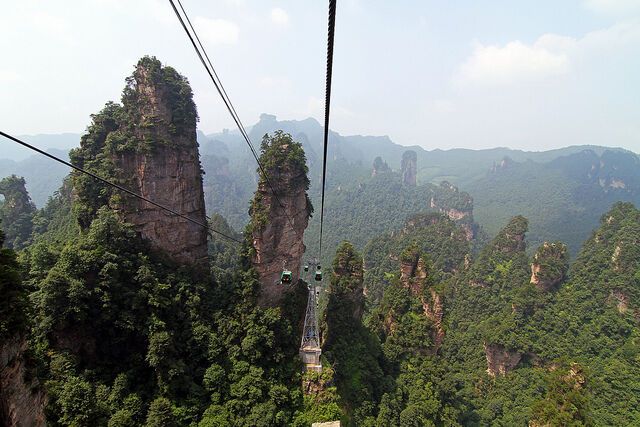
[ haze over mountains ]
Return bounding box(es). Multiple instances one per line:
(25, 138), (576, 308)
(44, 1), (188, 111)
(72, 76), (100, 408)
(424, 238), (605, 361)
(3, 55), (640, 426)
(3, 114), (639, 260)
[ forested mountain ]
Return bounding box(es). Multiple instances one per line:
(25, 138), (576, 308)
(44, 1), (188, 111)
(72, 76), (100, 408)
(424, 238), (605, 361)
(4, 113), (639, 260)
(2, 56), (640, 426)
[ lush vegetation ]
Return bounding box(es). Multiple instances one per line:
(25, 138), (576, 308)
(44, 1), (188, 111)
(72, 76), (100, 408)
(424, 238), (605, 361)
(4, 58), (640, 426)
(0, 175), (36, 249)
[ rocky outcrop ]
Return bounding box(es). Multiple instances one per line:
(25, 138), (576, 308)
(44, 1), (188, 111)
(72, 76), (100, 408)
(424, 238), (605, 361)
(371, 156), (390, 177)
(250, 131), (312, 307)
(530, 242), (569, 291)
(484, 343), (522, 377)
(429, 182), (475, 240)
(72, 57), (208, 266)
(0, 336), (46, 427)
(401, 150), (417, 186)
(422, 289), (445, 352)
(399, 247), (445, 352)
(0, 175), (36, 250)
(114, 58), (208, 266)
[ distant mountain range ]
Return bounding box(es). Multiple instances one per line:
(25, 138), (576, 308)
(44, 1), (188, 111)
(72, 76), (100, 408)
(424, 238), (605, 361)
(2, 115), (638, 258)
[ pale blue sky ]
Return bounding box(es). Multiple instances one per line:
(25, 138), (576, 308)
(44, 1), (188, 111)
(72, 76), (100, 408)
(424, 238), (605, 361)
(1, 0), (639, 151)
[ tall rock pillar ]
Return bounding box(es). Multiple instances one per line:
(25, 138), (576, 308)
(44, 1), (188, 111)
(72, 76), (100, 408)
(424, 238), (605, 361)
(401, 150), (417, 186)
(71, 56), (208, 266)
(249, 131), (312, 307)
(115, 57), (208, 265)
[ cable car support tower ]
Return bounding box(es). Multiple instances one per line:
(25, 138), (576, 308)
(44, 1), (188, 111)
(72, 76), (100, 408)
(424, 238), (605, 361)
(300, 264), (322, 372)
(299, 0), (336, 373)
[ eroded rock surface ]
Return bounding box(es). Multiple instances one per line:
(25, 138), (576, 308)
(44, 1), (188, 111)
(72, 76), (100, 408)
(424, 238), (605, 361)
(484, 343), (522, 377)
(0, 336), (46, 427)
(72, 57), (208, 266)
(250, 132), (312, 307)
(114, 59), (208, 266)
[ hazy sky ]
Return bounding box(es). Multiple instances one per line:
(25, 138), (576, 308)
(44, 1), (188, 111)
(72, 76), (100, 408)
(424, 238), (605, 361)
(1, 0), (639, 151)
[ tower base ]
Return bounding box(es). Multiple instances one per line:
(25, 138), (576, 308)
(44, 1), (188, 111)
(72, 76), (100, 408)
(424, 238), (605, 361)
(300, 346), (322, 372)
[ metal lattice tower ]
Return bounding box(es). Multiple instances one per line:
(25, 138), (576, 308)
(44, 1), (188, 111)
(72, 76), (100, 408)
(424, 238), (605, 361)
(300, 265), (322, 372)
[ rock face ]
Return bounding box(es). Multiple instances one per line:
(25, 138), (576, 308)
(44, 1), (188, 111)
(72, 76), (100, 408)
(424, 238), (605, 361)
(484, 343), (522, 377)
(401, 150), (417, 186)
(250, 131), (312, 307)
(399, 247), (445, 352)
(72, 57), (208, 266)
(0, 336), (46, 427)
(423, 289), (445, 352)
(115, 58), (208, 265)
(530, 242), (569, 291)
(0, 175), (35, 250)
(429, 182), (475, 240)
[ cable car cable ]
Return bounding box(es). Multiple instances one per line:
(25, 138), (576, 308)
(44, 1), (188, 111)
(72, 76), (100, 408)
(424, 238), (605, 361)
(168, 0), (302, 238)
(0, 131), (243, 244)
(318, 0), (337, 259)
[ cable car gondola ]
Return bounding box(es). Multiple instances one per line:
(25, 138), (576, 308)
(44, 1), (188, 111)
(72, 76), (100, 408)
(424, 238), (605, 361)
(314, 265), (322, 282)
(280, 270), (293, 285)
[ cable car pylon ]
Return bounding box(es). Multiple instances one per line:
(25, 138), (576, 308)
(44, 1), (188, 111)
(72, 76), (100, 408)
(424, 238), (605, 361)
(300, 261), (322, 372)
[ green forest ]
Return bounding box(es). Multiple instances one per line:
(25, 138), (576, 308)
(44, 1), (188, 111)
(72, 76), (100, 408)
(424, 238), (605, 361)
(2, 56), (640, 427)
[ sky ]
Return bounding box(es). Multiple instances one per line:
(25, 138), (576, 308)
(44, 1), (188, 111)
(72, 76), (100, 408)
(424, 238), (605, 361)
(1, 0), (639, 152)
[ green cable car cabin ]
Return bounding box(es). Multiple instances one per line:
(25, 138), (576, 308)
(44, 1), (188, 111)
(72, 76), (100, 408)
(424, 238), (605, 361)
(280, 270), (293, 285)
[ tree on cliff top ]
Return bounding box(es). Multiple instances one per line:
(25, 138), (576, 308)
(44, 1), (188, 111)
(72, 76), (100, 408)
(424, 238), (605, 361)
(258, 130), (311, 191)
(70, 56), (200, 229)
(0, 174), (36, 249)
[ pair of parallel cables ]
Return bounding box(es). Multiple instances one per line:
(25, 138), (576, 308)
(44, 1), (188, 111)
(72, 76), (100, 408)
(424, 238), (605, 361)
(0, 0), (337, 253)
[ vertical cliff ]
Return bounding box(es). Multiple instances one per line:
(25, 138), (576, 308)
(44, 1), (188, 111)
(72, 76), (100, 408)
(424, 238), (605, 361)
(0, 175), (35, 250)
(0, 230), (44, 426)
(71, 56), (208, 266)
(401, 150), (417, 186)
(0, 337), (46, 427)
(399, 245), (445, 352)
(249, 131), (312, 307)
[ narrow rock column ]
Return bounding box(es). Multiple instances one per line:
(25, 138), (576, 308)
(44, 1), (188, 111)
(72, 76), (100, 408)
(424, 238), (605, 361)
(249, 131), (312, 307)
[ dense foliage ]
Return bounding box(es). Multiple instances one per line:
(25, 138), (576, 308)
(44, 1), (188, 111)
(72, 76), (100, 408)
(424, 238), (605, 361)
(322, 242), (387, 424)
(0, 227), (30, 341)
(0, 175), (36, 249)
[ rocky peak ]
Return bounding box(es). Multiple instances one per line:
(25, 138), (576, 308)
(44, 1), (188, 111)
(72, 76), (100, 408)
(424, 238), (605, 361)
(530, 242), (569, 291)
(398, 245), (445, 352)
(249, 131), (312, 307)
(401, 150), (417, 186)
(495, 215), (528, 253)
(429, 181), (475, 240)
(371, 156), (390, 177)
(399, 244), (428, 295)
(0, 175), (35, 250)
(71, 57), (208, 266)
